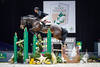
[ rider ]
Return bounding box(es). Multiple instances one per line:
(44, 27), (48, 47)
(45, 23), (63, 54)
(34, 7), (48, 26)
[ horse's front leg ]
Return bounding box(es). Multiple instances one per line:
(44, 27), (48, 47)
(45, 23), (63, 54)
(29, 28), (35, 35)
(29, 27), (36, 31)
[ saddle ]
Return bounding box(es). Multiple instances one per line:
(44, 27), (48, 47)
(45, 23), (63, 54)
(41, 20), (51, 28)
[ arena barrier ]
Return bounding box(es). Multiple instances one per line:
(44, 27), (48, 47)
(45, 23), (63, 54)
(14, 27), (51, 63)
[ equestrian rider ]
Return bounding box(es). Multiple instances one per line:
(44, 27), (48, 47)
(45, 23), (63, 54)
(34, 7), (48, 26)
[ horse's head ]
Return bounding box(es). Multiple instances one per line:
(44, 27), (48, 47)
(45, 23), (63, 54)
(20, 17), (26, 29)
(20, 15), (37, 29)
(20, 15), (42, 32)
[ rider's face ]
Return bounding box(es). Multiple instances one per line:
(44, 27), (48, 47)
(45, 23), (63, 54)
(34, 10), (38, 13)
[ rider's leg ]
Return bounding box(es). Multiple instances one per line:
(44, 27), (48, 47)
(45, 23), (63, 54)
(41, 22), (45, 27)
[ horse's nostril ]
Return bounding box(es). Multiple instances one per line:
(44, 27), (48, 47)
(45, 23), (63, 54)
(20, 25), (24, 29)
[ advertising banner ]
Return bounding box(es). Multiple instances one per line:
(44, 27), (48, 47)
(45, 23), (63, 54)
(43, 1), (76, 33)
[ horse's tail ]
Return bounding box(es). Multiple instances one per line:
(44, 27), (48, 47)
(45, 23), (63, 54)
(61, 28), (68, 45)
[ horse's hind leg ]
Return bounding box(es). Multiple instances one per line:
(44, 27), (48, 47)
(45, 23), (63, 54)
(63, 33), (68, 45)
(29, 28), (34, 35)
(61, 28), (68, 45)
(62, 34), (67, 45)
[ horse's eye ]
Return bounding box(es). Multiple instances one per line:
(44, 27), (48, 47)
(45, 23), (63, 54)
(24, 20), (26, 22)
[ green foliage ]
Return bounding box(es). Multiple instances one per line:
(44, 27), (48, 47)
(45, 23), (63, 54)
(17, 43), (24, 63)
(44, 52), (52, 60)
(97, 58), (100, 60)
(89, 56), (98, 60)
(56, 56), (62, 63)
(17, 52), (23, 63)
(33, 52), (41, 59)
(35, 34), (43, 52)
(34, 34), (43, 53)
(37, 45), (43, 53)
(18, 43), (23, 53)
(80, 54), (83, 60)
(30, 54), (34, 58)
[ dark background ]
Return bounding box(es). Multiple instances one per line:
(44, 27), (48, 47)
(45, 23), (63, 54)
(0, 0), (99, 52)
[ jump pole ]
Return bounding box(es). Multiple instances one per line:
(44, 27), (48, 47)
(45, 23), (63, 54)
(47, 28), (51, 54)
(24, 27), (28, 62)
(14, 32), (18, 63)
(14, 28), (52, 63)
(32, 28), (51, 55)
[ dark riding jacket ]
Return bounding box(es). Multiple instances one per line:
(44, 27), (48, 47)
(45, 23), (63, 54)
(34, 10), (48, 20)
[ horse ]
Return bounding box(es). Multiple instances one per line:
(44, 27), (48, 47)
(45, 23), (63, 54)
(20, 15), (68, 45)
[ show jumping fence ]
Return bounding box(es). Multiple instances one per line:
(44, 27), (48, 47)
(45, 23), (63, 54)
(14, 27), (51, 63)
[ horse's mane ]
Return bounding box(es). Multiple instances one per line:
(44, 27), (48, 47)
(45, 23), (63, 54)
(22, 15), (38, 21)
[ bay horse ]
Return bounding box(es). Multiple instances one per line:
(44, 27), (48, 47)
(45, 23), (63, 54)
(20, 15), (68, 45)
